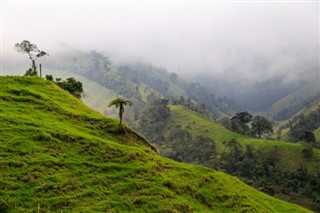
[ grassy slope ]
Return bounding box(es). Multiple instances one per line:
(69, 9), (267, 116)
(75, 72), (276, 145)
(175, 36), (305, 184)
(166, 105), (320, 174)
(42, 68), (118, 115)
(0, 76), (310, 212)
(274, 96), (320, 142)
(264, 78), (319, 120)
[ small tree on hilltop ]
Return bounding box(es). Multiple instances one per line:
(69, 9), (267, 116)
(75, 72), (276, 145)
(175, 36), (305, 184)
(251, 115), (273, 138)
(14, 40), (48, 76)
(108, 98), (133, 129)
(56, 77), (84, 99)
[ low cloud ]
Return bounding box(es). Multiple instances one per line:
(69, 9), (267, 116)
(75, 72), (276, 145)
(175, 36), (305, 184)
(2, 1), (319, 84)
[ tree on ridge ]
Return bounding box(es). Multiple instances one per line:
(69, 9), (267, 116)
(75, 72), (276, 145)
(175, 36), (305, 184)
(108, 97), (133, 129)
(14, 40), (48, 76)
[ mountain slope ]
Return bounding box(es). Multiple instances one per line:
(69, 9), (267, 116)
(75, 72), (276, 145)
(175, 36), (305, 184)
(164, 105), (320, 174)
(156, 105), (320, 211)
(43, 51), (238, 118)
(264, 78), (320, 121)
(274, 95), (320, 142)
(0, 76), (310, 212)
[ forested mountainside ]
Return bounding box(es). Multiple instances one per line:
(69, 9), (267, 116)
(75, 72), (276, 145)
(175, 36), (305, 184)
(44, 50), (238, 121)
(0, 76), (311, 212)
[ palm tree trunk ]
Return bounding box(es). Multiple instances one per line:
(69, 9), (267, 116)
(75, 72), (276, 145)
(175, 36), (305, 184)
(119, 104), (123, 128)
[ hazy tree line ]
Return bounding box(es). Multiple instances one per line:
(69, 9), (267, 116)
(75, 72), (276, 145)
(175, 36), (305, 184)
(216, 139), (320, 212)
(169, 96), (211, 117)
(162, 127), (320, 211)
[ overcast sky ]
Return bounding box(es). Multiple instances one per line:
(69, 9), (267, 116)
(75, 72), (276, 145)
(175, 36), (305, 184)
(1, 0), (319, 82)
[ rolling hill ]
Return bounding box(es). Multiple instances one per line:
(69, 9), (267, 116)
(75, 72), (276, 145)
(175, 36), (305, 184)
(164, 105), (320, 173)
(0, 76), (310, 212)
(141, 105), (320, 211)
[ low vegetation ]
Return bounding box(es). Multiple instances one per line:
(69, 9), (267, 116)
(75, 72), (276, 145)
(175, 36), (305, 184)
(137, 104), (320, 211)
(0, 76), (311, 212)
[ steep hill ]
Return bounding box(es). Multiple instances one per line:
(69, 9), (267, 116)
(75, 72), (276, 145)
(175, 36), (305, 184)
(147, 105), (320, 211)
(0, 76), (309, 212)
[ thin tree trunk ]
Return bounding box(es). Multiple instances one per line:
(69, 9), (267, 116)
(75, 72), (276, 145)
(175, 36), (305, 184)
(119, 105), (123, 127)
(32, 60), (36, 73)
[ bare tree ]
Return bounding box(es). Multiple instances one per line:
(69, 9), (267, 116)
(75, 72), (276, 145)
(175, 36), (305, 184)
(14, 40), (48, 75)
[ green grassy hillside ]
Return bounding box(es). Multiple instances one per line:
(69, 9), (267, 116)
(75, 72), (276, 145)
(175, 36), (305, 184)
(166, 105), (320, 174)
(158, 105), (320, 211)
(41, 68), (119, 116)
(0, 76), (310, 212)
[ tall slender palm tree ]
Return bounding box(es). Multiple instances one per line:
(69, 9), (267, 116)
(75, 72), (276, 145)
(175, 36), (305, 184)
(108, 97), (133, 128)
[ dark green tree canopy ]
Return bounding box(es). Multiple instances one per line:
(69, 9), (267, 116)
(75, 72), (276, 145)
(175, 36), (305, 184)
(251, 115), (273, 138)
(231, 111), (253, 124)
(231, 111), (253, 134)
(56, 77), (84, 99)
(299, 131), (316, 144)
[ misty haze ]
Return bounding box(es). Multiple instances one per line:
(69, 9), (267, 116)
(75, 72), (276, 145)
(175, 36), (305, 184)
(1, 1), (320, 212)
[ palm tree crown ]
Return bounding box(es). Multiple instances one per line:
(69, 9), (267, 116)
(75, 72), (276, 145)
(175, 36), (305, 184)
(108, 97), (133, 127)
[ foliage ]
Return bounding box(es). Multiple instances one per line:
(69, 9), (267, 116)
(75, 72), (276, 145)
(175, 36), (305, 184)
(219, 117), (232, 131)
(44, 75), (84, 99)
(14, 40), (48, 75)
(24, 68), (37, 76)
(108, 97), (133, 128)
(45, 74), (54, 81)
(170, 96), (211, 118)
(251, 115), (273, 138)
(218, 142), (320, 212)
(56, 77), (84, 99)
(0, 76), (309, 212)
(158, 105), (320, 211)
(231, 111), (253, 134)
(300, 131), (316, 144)
(137, 99), (170, 144)
(162, 125), (216, 166)
(289, 107), (320, 143)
